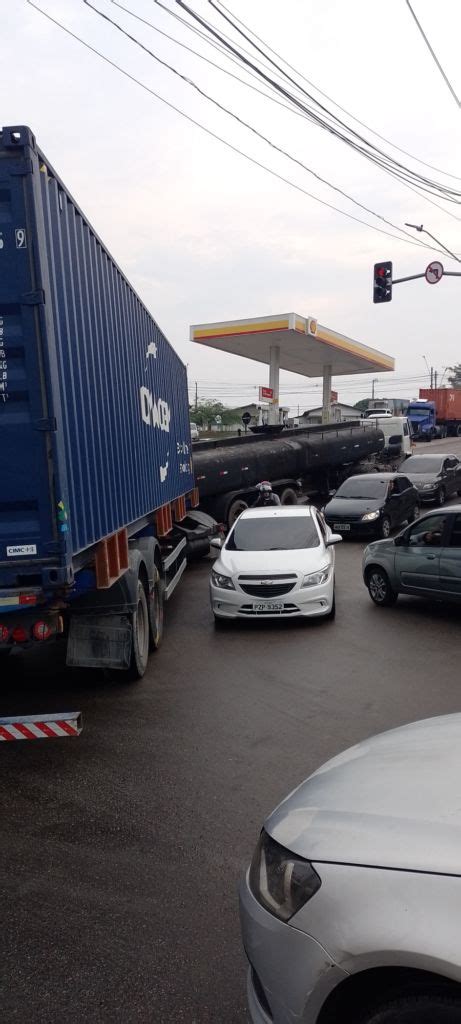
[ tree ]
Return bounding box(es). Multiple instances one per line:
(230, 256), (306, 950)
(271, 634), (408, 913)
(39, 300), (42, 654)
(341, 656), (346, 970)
(354, 399), (370, 412)
(447, 364), (461, 388)
(190, 400), (236, 427)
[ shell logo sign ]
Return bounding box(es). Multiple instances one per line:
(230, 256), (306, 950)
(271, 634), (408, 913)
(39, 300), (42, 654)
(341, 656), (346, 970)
(308, 318), (317, 335)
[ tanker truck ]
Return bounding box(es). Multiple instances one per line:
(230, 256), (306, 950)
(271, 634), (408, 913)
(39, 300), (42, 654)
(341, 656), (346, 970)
(194, 421), (385, 527)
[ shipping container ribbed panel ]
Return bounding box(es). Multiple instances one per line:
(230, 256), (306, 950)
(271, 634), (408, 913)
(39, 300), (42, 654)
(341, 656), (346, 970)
(0, 126), (194, 586)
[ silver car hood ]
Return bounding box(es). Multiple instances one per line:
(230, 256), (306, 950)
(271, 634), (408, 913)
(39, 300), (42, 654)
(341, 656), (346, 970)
(266, 715), (461, 874)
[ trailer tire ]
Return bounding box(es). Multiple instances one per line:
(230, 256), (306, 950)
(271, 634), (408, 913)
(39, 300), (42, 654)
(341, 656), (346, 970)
(227, 498), (248, 528)
(149, 575), (164, 652)
(280, 487), (298, 505)
(127, 579), (150, 680)
(457, 424), (461, 437)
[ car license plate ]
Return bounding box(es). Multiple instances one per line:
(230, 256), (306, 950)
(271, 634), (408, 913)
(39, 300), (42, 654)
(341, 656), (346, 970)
(252, 602), (284, 612)
(334, 523), (350, 531)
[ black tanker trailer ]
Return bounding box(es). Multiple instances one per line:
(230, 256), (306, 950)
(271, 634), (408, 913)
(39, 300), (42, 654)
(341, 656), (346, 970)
(193, 421), (385, 526)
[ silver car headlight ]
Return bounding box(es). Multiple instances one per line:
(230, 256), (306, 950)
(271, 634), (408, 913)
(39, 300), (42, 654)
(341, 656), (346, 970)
(362, 510), (380, 521)
(421, 483), (434, 490)
(211, 569), (235, 591)
(301, 567), (330, 588)
(249, 830), (321, 922)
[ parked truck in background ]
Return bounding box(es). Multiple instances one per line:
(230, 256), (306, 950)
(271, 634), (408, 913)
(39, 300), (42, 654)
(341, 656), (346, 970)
(406, 390), (461, 440)
(0, 125), (213, 679)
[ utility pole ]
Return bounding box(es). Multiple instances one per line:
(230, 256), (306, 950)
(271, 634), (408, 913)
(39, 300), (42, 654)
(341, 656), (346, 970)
(372, 379), (378, 400)
(434, 370), (438, 389)
(195, 381), (198, 412)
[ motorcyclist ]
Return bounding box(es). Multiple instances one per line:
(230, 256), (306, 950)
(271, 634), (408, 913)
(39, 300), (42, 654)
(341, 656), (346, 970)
(252, 481), (281, 507)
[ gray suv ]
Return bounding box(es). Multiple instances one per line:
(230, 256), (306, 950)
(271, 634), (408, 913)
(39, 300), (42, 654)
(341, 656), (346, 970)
(363, 506), (461, 606)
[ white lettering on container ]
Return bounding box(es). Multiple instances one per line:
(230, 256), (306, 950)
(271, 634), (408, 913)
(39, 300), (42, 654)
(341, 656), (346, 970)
(140, 387), (171, 432)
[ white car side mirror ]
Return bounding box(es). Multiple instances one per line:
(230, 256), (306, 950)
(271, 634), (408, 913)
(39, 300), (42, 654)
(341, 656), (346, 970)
(326, 534), (342, 546)
(210, 537), (223, 550)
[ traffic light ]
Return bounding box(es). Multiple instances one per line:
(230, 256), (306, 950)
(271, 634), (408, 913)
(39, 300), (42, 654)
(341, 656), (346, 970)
(373, 261), (392, 303)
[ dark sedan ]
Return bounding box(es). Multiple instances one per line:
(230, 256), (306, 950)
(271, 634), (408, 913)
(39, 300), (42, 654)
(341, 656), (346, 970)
(324, 473), (420, 538)
(403, 453), (461, 506)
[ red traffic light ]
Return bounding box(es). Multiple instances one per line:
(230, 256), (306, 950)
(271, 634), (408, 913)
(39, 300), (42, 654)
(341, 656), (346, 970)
(373, 261), (392, 303)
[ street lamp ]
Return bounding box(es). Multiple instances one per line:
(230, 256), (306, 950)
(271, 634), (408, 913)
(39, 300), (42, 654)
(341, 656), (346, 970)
(404, 224), (461, 264)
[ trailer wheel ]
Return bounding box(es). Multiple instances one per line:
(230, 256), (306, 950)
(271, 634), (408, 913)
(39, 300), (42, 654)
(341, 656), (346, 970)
(149, 575), (164, 651)
(280, 487), (298, 505)
(457, 424), (461, 437)
(127, 579), (150, 680)
(227, 498), (248, 528)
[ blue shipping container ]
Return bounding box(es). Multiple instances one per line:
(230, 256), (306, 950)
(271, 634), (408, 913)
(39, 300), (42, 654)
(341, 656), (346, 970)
(0, 126), (194, 588)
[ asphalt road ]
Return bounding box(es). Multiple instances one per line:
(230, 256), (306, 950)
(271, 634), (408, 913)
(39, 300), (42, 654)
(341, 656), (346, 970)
(1, 438), (461, 1024)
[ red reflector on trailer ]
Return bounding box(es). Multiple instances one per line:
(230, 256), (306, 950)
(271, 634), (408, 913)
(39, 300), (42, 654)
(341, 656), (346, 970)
(32, 621), (52, 641)
(19, 594), (38, 606)
(12, 626), (28, 643)
(0, 625), (10, 643)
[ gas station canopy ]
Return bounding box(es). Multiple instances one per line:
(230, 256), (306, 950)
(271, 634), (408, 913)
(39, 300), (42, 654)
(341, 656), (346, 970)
(190, 313), (394, 376)
(190, 312), (394, 424)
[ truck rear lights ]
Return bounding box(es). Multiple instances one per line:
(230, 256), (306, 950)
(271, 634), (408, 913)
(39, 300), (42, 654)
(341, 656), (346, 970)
(32, 621), (52, 641)
(19, 594), (38, 606)
(0, 625), (10, 643)
(12, 626), (28, 643)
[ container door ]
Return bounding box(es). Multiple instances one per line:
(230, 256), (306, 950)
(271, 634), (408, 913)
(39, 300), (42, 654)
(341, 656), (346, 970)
(0, 128), (56, 581)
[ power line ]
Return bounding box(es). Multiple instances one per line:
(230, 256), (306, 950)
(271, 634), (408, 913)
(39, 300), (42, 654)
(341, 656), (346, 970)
(85, 0), (438, 249)
(27, 1), (450, 255)
(175, 0), (461, 206)
(214, 0), (461, 181)
(112, 1), (461, 224)
(405, 0), (461, 108)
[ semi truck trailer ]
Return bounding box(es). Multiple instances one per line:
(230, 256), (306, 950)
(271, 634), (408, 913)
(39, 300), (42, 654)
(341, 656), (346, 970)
(0, 124), (213, 683)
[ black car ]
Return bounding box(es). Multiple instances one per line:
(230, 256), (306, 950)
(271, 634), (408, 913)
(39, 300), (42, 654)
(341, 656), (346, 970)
(403, 453), (461, 506)
(324, 473), (420, 538)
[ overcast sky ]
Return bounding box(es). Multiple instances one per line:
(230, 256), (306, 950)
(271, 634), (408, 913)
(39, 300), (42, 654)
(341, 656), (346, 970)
(4, 0), (461, 412)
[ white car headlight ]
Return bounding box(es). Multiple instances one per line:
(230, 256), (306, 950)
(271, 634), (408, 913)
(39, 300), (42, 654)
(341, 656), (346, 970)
(211, 569), (235, 591)
(421, 482), (434, 490)
(362, 510), (380, 521)
(301, 567), (330, 588)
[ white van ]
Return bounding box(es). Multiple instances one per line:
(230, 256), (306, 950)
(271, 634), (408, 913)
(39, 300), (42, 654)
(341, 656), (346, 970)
(363, 415), (413, 457)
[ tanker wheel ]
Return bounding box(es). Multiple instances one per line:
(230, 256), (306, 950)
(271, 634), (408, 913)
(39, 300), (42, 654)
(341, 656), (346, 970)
(227, 498), (248, 528)
(280, 487), (298, 505)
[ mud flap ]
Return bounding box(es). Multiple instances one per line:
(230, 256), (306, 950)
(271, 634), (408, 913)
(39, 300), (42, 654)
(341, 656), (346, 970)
(66, 614), (132, 669)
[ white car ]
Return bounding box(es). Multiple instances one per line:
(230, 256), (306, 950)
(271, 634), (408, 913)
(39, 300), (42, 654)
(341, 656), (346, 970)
(210, 506), (341, 623)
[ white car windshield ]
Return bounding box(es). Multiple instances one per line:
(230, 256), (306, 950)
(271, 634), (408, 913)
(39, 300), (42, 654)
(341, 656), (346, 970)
(226, 517), (320, 551)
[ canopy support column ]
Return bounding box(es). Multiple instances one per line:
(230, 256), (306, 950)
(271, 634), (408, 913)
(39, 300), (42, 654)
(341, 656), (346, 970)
(322, 364), (332, 424)
(268, 345), (280, 425)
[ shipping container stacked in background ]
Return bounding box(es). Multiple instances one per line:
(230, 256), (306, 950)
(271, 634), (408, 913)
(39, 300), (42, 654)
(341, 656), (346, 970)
(420, 389), (461, 426)
(0, 125), (195, 591)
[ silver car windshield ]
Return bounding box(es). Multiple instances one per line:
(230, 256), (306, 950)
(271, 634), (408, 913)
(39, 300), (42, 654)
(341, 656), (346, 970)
(226, 517), (320, 551)
(335, 479), (388, 499)
(405, 457), (443, 473)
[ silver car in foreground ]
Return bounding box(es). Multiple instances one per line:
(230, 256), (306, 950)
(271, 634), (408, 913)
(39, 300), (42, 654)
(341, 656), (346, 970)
(363, 505), (461, 606)
(240, 715), (461, 1023)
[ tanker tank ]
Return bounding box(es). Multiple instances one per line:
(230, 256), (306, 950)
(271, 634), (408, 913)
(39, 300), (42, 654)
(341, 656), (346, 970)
(193, 421), (384, 521)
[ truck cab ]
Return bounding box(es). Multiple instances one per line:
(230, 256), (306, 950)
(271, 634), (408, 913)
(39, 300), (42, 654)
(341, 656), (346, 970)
(406, 400), (437, 441)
